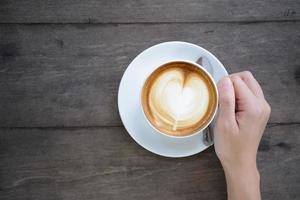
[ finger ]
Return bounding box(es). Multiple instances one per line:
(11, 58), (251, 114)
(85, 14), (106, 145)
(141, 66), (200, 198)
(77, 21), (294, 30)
(231, 76), (256, 108)
(217, 76), (236, 123)
(230, 71), (264, 98)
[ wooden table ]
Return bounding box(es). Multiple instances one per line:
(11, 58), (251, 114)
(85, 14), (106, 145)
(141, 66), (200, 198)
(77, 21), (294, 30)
(0, 1), (299, 199)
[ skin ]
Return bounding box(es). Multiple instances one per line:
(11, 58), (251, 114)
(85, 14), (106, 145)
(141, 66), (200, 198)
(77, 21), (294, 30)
(214, 71), (271, 200)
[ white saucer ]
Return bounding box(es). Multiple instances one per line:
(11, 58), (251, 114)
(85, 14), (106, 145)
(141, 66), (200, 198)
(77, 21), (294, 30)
(118, 41), (228, 157)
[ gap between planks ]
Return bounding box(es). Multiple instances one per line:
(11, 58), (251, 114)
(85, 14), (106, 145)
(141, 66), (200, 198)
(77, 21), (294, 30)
(0, 19), (299, 26)
(0, 122), (299, 131)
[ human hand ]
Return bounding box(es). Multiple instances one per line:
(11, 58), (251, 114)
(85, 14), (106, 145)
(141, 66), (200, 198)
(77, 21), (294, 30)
(214, 71), (271, 200)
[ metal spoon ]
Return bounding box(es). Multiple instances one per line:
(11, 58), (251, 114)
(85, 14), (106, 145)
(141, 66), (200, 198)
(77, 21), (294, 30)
(203, 125), (214, 146)
(196, 56), (214, 76)
(196, 56), (215, 146)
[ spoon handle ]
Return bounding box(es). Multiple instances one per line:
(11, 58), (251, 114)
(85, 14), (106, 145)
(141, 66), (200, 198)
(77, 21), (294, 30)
(203, 125), (214, 146)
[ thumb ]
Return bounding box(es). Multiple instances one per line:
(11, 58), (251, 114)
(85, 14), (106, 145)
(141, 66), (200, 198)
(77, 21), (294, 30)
(217, 76), (236, 123)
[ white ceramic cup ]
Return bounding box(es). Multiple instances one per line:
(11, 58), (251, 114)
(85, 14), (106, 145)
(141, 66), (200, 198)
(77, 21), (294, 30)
(140, 59), (218, 138)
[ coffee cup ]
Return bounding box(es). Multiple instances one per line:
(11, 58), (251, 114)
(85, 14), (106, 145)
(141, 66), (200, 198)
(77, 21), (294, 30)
(140, 60), (218, 138)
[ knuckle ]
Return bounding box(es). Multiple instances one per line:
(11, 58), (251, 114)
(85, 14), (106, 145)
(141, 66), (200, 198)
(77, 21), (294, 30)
(220, 95), (232, 106)
(247, 101), (271, 119)
(243, 70), (253, 78)
(264, 102), (271, 116)
(230, 75), (240, 84)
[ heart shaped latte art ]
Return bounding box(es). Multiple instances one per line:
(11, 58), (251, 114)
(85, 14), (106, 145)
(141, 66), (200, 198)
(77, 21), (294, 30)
(148, 67), (210, 133)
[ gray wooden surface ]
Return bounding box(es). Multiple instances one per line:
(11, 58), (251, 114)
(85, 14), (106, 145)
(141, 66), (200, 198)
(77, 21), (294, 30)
(0, 0), (299, 23)
(0, 1), (299, 200)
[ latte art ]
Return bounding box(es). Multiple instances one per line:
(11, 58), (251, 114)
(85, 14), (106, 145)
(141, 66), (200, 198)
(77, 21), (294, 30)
(141, 62), (217, 136)
(149, 68), (209, 131)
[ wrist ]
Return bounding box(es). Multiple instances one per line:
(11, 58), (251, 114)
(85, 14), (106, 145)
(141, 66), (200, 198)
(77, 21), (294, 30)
(219, 154), (258, 177)
(222, 160), (259, 178)
(224, 164), (260, 183)
(223, 163), (261, 200)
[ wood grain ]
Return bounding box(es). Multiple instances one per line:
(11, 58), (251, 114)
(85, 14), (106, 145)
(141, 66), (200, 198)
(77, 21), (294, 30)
(1, 1), (299, 199)
(0, 124), (299, 200)
(0, 23), (299, 127)
(258, 124), (300, 200)
(0, 0), (299, 23)
(0, 127), (226, 200)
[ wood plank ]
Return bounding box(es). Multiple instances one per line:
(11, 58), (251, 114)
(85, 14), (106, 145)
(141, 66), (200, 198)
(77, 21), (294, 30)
(258, 124), (300, 200)
(0, 23), (299, 127)
(0, 0), (299, 23)
(0, 124), (299, 200)
(0, 127), (226, 200)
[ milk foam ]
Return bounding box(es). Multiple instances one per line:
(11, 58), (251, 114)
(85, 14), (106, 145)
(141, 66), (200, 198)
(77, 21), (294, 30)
(148, 67), (210, 131)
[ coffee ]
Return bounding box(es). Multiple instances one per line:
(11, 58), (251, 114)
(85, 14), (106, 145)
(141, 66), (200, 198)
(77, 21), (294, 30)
(141, 61), (217, 136)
